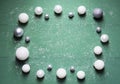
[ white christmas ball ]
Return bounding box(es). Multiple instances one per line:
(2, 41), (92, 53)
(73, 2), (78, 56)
(94, 60), (105, 70)
(54, 5), (62, 14)
(36, 69), (45, 78)
(100, 34), (109, 43)
(16, 46), (29, 61)
(56, 68), (66, 79)
(34, 6), (43, 15)
(77, 71), (85, 79)
(77, 6), (86, 15)
(22, 64), (30, 73)
(18, 13), (29, 23)
(94, 46), (102, 55)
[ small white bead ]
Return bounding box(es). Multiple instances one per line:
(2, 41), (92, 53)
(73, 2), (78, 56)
(34, 7), (43, 15)
(94, 46), (102, 55)
(56, 68), (66, 79)
(70, 66), (75, 72)
(54, 5), (62, 14)
(16, 46), (29, 61)
(22, 64), (30, 73)
(44, 14), (49, 20)
(68, 12), (74, 18)
(94, 60), (105, 70)
(96, 27), (101, 33)
(47, 64), (52, 70)
(36, 69), (45, 78)
(77, 71), (85, 80)
(100, 34), (109, 43)
(77, 6), (86, 15)
(18, 13), (29, 23)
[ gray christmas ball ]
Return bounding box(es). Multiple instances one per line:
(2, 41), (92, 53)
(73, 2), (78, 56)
(93, 8), (103, 19)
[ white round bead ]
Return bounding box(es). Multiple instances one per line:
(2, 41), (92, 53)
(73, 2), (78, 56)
(16, 46), (29, 61)
(36, 69), (45, 78)
(94, 46), (102, 55)
(56, 68), (66, 79)
(54, 5), (62, 14)
(34, 7), (43, 15)
(77, 71), (85, 79)
(100, 34), (109, 43)
(22, 64), (30, 73)
(94, 60), (105, 70)
(18, 13), (29, 23)
(77, 6), (86, 15)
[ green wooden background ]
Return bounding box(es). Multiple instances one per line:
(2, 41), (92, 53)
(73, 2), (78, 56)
(0, 0), (120, 84)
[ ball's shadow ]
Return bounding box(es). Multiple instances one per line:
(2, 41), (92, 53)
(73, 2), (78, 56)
(18, 20), (28, 28)
(93, 66), (105, 76)
(77, 78), (86, 84)
(56, 76), (66, 84)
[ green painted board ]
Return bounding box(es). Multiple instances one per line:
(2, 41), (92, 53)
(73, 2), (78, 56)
(0, 0), (120, 84)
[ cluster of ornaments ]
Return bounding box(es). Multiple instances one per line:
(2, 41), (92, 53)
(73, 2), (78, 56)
(14, 5), (109, 80)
